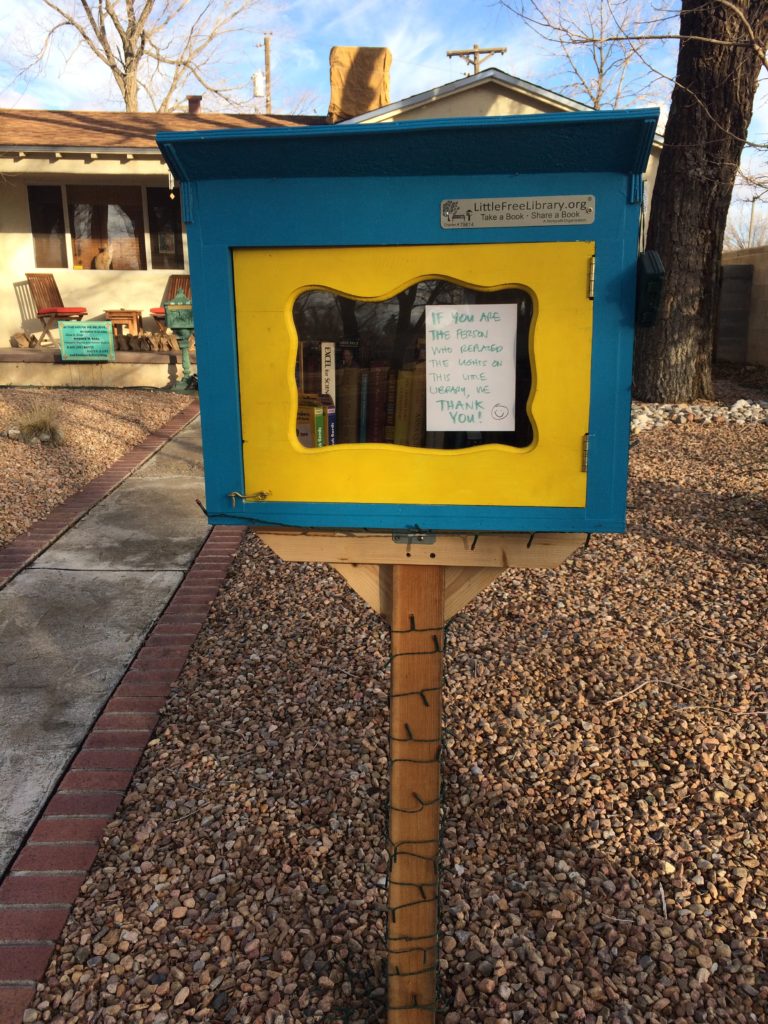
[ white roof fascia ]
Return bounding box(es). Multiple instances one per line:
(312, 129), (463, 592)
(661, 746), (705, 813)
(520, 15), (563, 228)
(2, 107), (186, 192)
(0, 145), (163, 158)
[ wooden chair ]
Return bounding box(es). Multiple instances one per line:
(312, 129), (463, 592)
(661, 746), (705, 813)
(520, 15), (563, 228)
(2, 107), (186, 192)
(26, 273), (87, 344)
(151, 274), (191, 329)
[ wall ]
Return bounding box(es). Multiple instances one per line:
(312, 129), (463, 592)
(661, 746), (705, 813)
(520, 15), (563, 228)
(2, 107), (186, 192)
(0, 351), (193, 388)
(721, 246), (768, 367)
(385, 82), (565, 120)
(0, 154), (186, 348)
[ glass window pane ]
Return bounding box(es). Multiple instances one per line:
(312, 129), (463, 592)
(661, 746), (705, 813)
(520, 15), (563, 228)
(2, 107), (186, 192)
(27, 186), (67, 268)
(67, 185), (146, 270)
(147, 187), (184, 270)
(293, 280), (533, 450)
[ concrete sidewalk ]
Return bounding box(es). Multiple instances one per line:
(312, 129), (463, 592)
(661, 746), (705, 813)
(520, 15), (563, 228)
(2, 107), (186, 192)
(0, 417), (209, 876)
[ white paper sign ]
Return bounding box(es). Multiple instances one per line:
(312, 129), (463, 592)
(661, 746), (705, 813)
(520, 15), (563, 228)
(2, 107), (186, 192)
(425, 305), (517, 432)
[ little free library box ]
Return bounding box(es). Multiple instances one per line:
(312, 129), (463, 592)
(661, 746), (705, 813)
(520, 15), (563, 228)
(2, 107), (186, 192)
(158, 109), (659, 1022)
(157, 109), (658, 535)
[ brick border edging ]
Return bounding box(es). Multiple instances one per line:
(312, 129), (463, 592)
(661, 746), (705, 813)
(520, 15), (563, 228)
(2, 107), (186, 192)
(0, 524), (247, 1024)
(0, 399), (201, 590)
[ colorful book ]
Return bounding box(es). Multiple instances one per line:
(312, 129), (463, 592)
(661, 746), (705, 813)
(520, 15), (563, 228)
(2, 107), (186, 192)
(296, 405), (315, 448)
(321, 394), (337, 445)
(384, 369), (398, 443)
(425, 431), (446, 448)
(297, 393), (325, 448)
(367, 362), (390, 443)
(337, 366), (361, 443)
(320, 342), (336, 403)
(358, 370), (369, 443)
(406, 361), (427, 447)
(393, 368), (414, 446)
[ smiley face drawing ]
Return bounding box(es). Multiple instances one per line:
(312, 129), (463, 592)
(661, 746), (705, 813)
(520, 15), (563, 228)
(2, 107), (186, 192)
(491, 404), (511, 422)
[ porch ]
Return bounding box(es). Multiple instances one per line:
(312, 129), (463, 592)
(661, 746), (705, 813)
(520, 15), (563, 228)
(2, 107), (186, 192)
(0, 346), (196, 389)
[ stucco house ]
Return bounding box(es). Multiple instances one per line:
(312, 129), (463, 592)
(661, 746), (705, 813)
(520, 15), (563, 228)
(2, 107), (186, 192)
(0, 62), (662, 384)
(0, 103), (322, 379)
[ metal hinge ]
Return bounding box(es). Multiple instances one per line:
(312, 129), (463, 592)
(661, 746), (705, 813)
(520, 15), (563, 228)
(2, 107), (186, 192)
(392, 532), (436, 545)
(582, 434), (590, 473)
(588, 256), (596, 300)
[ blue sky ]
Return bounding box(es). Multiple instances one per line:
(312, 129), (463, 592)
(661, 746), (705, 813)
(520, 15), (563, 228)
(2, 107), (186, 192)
(0, 0), (765, 194)
(0, 0), (652, 116)
(263, 0), (545, 116)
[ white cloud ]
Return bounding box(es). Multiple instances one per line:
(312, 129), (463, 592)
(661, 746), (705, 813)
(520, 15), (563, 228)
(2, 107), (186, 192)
(0, 0), (566, 113)
(266, 0), (539, 112)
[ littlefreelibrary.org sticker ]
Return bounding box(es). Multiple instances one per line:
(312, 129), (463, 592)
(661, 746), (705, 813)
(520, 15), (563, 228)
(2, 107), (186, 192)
(441, 195), (595, 229)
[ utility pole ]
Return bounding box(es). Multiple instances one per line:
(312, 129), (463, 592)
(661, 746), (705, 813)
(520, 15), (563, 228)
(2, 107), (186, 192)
(255, 33), (273, 113)
(264, 32), (272, 114)
(447, 43), (507, 75)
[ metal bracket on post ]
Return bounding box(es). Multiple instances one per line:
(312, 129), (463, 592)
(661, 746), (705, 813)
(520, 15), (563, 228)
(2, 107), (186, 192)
(392, 533), (436, 546)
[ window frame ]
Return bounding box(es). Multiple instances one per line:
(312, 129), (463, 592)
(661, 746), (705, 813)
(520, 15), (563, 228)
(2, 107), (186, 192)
(27, 184), (69, 269)
(26, 181), (186, 272)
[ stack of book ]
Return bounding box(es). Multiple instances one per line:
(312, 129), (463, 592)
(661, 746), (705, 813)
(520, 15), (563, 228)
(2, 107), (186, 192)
(296, 393), (336, 448)
(393, 361), (426, 447)
(296, 339), (428, 449)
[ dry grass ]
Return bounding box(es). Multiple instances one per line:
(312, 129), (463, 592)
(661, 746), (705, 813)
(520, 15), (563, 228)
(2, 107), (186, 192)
(16, 400), (65, 445)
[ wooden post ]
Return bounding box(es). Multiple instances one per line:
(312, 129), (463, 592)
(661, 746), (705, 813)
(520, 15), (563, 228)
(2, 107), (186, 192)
(388, 564), (445, 1024)
(255, 532), (587, 1019)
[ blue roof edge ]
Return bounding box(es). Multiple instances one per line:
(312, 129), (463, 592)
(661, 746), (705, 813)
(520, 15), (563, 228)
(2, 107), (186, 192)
(157, 107), (660, 183)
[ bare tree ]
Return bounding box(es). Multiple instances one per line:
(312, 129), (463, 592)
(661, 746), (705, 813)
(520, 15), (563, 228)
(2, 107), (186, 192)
(503, 0), (768, 401)
(633, 1), (768, 401)
(724, 196), (768, 248)
(499, 0), (667, 107)
(20, 0), (272, 111)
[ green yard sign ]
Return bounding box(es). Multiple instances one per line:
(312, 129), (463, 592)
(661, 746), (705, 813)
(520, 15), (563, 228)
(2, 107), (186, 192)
(59, 322), (115, 362)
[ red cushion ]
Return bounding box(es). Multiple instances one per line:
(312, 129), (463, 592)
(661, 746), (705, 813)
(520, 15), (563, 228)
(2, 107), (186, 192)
(38, 306), (87, 315)
(150, 307), (166, 317)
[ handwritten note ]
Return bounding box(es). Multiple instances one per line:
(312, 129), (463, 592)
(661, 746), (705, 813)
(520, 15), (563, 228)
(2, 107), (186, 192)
(425, 304), (517, 432)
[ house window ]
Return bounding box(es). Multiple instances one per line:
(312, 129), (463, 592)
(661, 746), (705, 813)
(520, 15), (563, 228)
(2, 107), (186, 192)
(147, 188), (184, 270)
(68, 185), (146, 270)
(28, 185), (67, 268)
(27, 183), (185, 271)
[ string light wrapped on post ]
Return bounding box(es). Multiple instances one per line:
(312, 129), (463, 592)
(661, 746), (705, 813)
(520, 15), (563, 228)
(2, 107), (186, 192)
(387, 566), (445, 1024)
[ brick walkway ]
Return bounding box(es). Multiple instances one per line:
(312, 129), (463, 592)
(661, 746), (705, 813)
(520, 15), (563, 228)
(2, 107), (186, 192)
(0, 408), (247, 1024)
(0, 401), (201, 590)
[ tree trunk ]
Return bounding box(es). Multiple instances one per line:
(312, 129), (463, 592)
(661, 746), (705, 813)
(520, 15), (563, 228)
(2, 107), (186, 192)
(123, 68), (140, 112)
(633, 0), (767, 402)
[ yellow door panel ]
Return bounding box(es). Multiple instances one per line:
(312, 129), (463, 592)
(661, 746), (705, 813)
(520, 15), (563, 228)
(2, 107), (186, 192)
(233, 241), (593, 508)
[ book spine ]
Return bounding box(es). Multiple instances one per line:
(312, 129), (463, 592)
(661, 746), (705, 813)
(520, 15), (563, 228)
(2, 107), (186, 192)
(367, 364), (390, 443)
(320, 341), (336, 403)
(337, 367), (360, 444)
(384, 370), (398, 443)
(325, 403), (337, 445)
(406, 362), (426, 447)
(394, 369), (414, 446)
(358, 370), (369, 443)
(296, 406), (314, 448)
(314, 404), (325, 447)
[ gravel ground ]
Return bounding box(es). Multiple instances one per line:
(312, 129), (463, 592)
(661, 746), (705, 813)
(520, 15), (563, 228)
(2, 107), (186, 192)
(0, 389), (192, 549)
(17, 370), (768, 1024)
